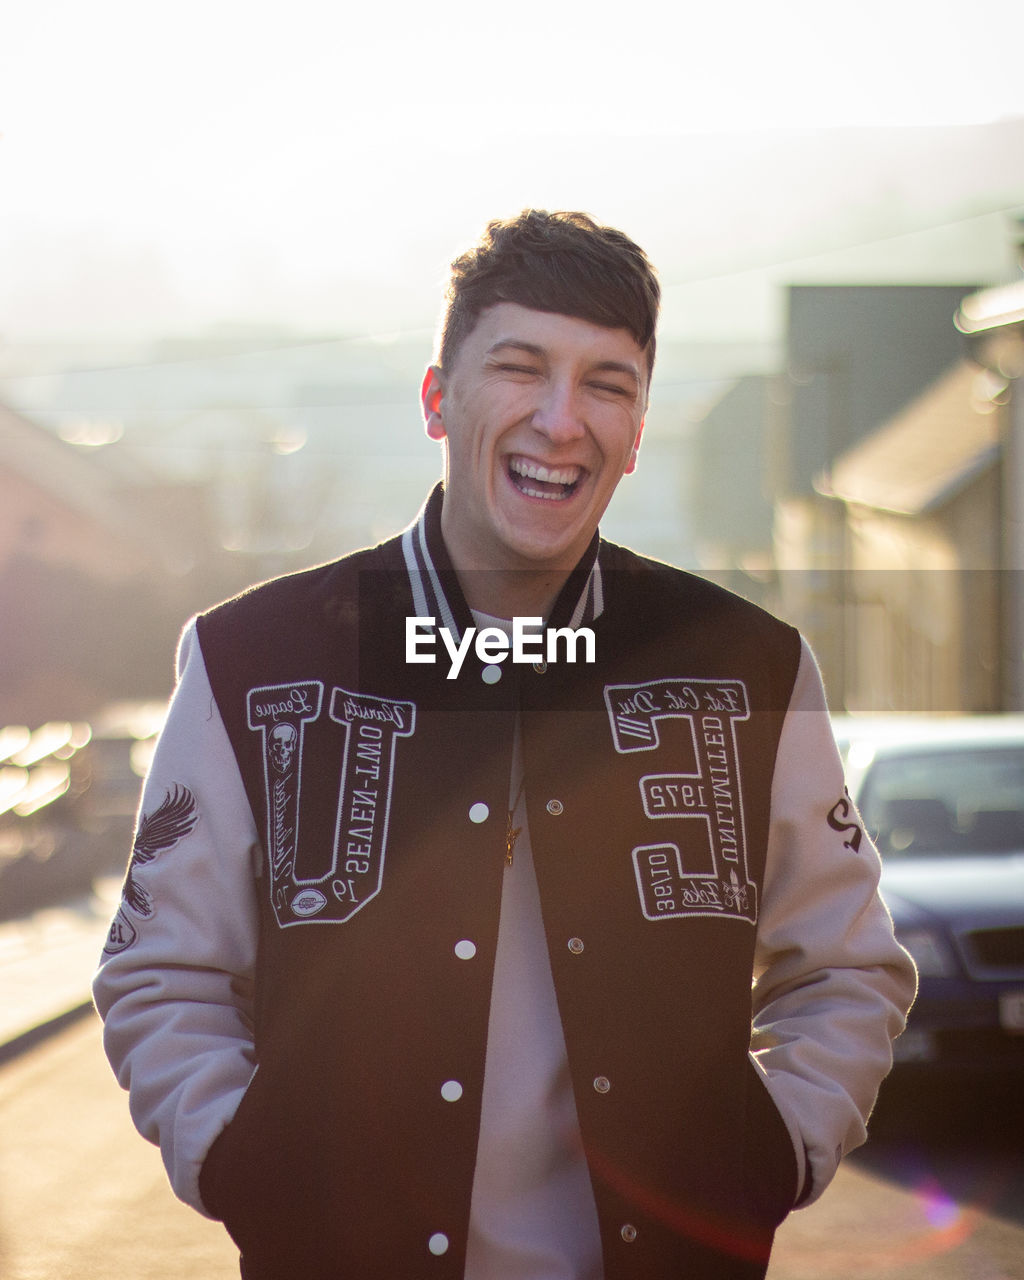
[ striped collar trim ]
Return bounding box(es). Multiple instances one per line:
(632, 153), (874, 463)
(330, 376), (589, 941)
(400, 484), (604, 643)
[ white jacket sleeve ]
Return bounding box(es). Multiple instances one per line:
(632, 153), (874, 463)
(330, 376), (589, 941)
(751, 638), (917, 1206)
(92, 619), (261, 1216)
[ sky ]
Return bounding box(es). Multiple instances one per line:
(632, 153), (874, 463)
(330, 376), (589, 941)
(2, 0), (1024, 346)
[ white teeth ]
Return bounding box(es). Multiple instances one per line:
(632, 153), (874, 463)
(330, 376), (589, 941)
(508, 458), (581, 486)
(517, 484), (567, 500)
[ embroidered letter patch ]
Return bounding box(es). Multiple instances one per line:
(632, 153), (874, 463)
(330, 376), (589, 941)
(827, 788), (864, 853)
(248, 682), (415, 926)
(604, 678), (757, 924)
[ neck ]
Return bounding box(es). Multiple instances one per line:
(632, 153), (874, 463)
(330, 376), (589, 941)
(456, 566), (568, 622)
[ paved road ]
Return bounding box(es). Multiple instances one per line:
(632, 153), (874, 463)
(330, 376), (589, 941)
(0, 883), (119, 1053)
(0, 1014), (240, 1279)
(771, 1073), (1024, 1280)
(1, 1014), (1022, 1279)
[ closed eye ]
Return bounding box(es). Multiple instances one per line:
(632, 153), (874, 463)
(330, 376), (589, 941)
(589, 381), (634, 398)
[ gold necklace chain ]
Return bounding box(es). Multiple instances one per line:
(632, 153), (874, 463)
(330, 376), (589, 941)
(505, 774), (526, 866)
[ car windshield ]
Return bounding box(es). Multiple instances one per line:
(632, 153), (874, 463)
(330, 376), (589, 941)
(858, 746), (1024, 858)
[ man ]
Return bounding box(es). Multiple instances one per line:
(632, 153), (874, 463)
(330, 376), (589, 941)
(94, 210), (916, 1279)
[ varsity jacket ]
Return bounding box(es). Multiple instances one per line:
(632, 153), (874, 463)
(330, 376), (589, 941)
(94, 485), (916, 1279)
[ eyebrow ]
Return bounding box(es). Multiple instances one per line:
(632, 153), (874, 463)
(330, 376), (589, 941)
(485, 340), (643, 388)
(591, 361), (643, 389)
(485, 340), (545, 360)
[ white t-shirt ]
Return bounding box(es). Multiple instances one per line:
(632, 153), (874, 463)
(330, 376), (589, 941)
(464, 615), (603, 1279)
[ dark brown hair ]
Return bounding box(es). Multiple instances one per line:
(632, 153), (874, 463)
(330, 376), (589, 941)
(437, 210), (660, 381)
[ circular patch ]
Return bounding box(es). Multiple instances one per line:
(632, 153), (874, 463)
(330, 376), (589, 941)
(291, 888), (327, 917)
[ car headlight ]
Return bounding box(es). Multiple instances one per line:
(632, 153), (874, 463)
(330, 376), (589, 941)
(896, 928), (957, 978)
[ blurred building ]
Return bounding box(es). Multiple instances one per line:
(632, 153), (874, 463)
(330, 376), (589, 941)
(785, 281), (1024, 714)
(0, 329), (446, 723)
(956, 280), (1024, 710)
(818, 360), (1003, 711)
(0, 330), (442, 572)
(772, 284), (980, 700)
(0, 400), (157, 580)
(0, 401), (232, 722)
(686, 374), (782, 604)
(688, 284), (997, 709)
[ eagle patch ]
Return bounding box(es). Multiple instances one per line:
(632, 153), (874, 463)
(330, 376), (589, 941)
(103, 784), (198, 954)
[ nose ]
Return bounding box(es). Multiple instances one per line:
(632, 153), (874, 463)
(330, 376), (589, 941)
(531, 378), (585, 444)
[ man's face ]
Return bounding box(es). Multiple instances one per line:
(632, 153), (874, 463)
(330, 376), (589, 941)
(421, 302), (647, 583)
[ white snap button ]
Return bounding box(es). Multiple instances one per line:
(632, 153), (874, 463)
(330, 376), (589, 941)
(593, 1075), (611, 1093)
(568, 937), (584, 955)
(428, 1232), (449, 1256)
(621, 1223), (638, 1243)
(533, 661), (547, 674)
(440, 1079), (463, 1102)
(454, 939), (477, 960)
(481, 664), (502, 684)
(468, 802), (489, 823)
(546, 799), (564, 816)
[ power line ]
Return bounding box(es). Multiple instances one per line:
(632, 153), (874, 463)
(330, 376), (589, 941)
(0, 328), (437, 382)
(661, 199), (1024, 288)
(1, 197), (1021, 383)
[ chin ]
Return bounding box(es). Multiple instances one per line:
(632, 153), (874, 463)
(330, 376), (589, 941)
(504, 532), (584, 570)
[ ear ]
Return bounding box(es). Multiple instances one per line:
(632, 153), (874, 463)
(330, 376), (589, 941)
(421, 366), (447, 442)
(623, 417), (645, 475)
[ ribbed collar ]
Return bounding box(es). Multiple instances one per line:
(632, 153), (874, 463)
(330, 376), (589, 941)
(400, 483), (604, 644)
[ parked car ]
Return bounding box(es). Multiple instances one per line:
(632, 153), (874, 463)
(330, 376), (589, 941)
(833, 716), (1024, 1075)
(0, 701), (165, 918)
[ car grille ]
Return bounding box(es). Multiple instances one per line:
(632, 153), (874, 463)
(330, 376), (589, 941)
(961, 926), (1024, 979)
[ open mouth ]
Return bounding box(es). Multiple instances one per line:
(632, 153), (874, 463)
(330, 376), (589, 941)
(507, 457), (582, 501)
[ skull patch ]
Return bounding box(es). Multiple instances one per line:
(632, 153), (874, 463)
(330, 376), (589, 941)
(270, 722), (298, 774)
